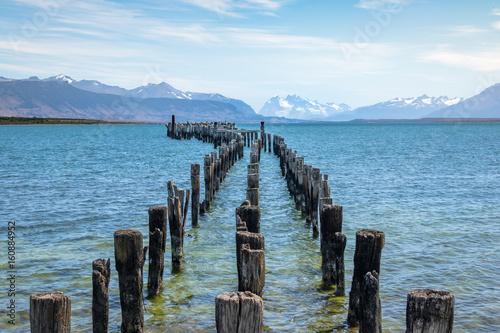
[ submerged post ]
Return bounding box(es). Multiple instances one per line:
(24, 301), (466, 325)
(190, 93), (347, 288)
(347, 229), (385, 328)
(236, 231), (265, 288)
(191, 164), (200, 227)
(360, 271), (382, 333)
(406, 289), (455, 333)
(30, 292), (71, 333)
(321, 205), (346, 293)
(239, 244), (265, 296)
(148, 206), (167, 296)
(168, 197), (184, 272)
(92, 258), (110, 333)
(236, 202), (261, 233)
(114, 229), (144, 333)
(171, 115), (176, 139)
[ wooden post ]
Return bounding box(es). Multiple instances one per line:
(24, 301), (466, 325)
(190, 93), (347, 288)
(114, 229), (144, 333)
(215, 291), (264, 333)
(191, 163), (200, 227)
(203, 154), (211, 212)
(267, 133), (271, 152)
(248, 163), (259, 175)
(311, 168), (321, 238)
(171, 115), (176, 139)
(333, 232), (347, 295)
(348, 229), (385, 327)
(236, 231), (265, 286)
(168, 197), (184, 272)
(246, 170), (259, 206)
(319, 197), (333, 219)
(147, 205), (167, 297)
(235, 203), (261, 233)
(406, 289), (455, 333)
(360, 271), (382, 333)
(92, 258), (110, 333)
(321, 205), (343, 286)
(239, 244), (265, 296)
(250, 152), (259, 164)
(247, 173), (259, 189)
(30, 292), (71, 333)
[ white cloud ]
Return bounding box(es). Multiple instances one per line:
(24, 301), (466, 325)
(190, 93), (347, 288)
(494, 21), (500, 30)
(447, 25), (487, 35)
(178, 0), (283, 16)
(493, 9), (500, 16)
(423, 47), (500, 72)
(356, 0), (410, 11)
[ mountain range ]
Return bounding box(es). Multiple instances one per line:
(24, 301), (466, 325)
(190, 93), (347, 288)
(0, 75), (260, 122)
(258, 94), (467, 120)
(0, 74), (499, 122)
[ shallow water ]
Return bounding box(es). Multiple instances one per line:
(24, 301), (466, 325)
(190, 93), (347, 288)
(1, 123), (499, 332)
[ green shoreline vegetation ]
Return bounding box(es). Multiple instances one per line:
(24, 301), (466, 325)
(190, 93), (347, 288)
(0, 116), (155, 125)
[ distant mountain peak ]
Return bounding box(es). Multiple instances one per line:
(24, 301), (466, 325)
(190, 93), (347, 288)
(259, 95), (352, 120)
(44, 74), (74, 84)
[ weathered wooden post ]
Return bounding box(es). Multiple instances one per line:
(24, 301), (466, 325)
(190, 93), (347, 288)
(171, 115), (176, 139)
(320, 205), (346, 293)
(168, 197), (184, 272)
(360, 271), (382, 333)
(311, 168), (321, 237)
(215, 291), (264, 333)
(247, 172), (259, 206)
(239, 244), (265, 296)
(348, 229), (385, 328)
(236, 231), (265, 285)
(191, 163), (200, 227)
(236, 202), (261, 233)
(114, 229), (144, 333)
(93, 258), (110, 333)
(202, 154), (211, 213)
(148, 206), (167, 296)
(406, 289), (455, 333)
(30, 292), (71, 333)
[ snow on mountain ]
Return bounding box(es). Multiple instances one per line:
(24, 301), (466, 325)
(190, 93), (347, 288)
(333, 94), (464, 120)
(425, 83), (500, 118)
(258, 95), (352, 120)
(128, 82), (190, 99)
(44, 74), (74, 84)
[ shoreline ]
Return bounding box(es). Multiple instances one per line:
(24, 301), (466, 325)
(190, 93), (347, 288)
(0, 117), (158, 125)
(2, 116), (499, 126)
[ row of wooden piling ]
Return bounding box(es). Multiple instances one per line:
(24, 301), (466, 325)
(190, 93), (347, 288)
(200, 139), (244, 213)
(215, 135), (266, 332)
(271, 133), (455, 333)
(29, 118), (455, 333)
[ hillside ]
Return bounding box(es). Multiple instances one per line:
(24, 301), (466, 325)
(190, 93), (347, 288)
(0, 80), (254, 122)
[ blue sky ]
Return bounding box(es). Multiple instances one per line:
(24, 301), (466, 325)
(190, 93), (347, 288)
(0, 0), (499, 111)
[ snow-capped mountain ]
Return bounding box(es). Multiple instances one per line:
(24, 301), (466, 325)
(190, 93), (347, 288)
(426, 84), (500, 119)
(258, 95), (352, 120)
(42, 74), (257, 116)
(128, 82), (190, 99)
(44, 74), (75, 84)
(331, 94), (463, 120)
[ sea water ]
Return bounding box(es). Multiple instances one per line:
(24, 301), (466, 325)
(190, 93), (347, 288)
(0, 123), (499, 332)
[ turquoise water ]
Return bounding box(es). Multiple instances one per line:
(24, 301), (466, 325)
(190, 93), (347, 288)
(1, 123), (499, 332)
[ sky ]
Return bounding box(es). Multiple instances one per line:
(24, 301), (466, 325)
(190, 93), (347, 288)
(0, 0), (499, 111)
